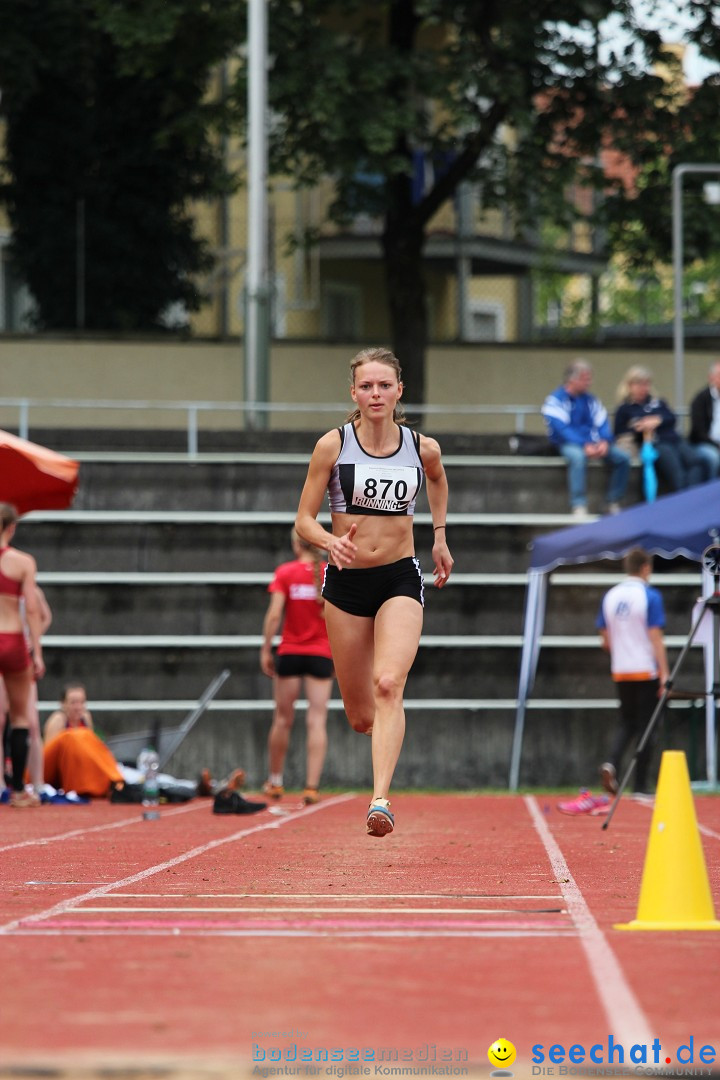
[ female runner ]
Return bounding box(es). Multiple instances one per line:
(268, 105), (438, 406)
(295, 347), (453, 836)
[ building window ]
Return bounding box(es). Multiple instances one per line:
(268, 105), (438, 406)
(467, 300), (506, 342)
(321, 282), (362, 339)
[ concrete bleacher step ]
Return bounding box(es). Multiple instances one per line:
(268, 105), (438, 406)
(67, 697), (701, 789)
(21, 509), (636, 573)
(70, 451), (644, 515)
(36, 569), (703, 638)
(40, 634), (705, 704)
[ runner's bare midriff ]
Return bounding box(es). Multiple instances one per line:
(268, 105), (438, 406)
(330, 513), (415, 567)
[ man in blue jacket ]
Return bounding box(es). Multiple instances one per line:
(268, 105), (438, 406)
(542, 359), (631, 516)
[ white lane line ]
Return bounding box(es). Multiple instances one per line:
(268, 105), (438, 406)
(699, 823), (720, 840)
(0, 799), (208, 854)
(0, 794), (356, 935)
(70, 905), (567, 914)
(525, 795), (655, 1048)
(106, 892), (564, 900)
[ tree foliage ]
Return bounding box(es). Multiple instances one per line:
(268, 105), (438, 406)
(0, 0), (243, 331)
(232, 0), (720, 401)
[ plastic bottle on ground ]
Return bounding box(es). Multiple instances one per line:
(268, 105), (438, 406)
(137, 747), (160, 821)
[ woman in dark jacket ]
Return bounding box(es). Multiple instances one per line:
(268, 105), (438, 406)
(614, 367), (712, 492)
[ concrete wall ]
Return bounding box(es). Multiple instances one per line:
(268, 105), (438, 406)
(0, 335), (715, 434)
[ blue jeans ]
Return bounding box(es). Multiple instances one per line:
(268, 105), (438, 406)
(655, 440), (715, 491)
(692, 442), (720, 481)
(559, 442), (631, 509)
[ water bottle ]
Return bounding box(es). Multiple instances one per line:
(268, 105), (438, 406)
(137, 747), (160, 820)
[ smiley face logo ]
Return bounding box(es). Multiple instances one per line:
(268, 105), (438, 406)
(488, 1038), (516, 1072)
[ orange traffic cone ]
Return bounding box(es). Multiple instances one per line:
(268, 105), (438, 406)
(616, 750), (720, 931)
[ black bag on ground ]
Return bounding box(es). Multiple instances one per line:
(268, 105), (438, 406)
(213, 789), (267, 815)
(110, 781), (144, 803)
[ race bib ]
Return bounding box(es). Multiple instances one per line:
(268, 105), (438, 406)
(349, 463), (420, 514)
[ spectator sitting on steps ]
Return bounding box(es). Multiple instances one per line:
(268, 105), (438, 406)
(688, 359), (720, 480)
(541, 359), (631, 517)
(614, 366), (715, 494)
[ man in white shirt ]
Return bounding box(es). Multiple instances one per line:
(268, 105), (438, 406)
(596, 548), (669, 796)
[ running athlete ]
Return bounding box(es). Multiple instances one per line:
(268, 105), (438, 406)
(0, 503), (45, 807)
(260, 529), (334, 805)
(295, 347), (454, 836)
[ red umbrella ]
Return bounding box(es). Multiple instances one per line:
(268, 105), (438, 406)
(0, 430), (79, 515)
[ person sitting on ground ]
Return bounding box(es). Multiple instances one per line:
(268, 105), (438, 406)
(614, 366), (713, 494)
(541, 359), (631, 517)
(687, 359), (720, 480)
(43, 682), (124, 798)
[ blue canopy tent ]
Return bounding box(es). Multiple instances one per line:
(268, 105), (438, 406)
(510, 480), (720, 791)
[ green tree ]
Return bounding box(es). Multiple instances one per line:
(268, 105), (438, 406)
(604, 76), (720, 276)
(0, 0), (242, 331)
(237, 0), (682, 402)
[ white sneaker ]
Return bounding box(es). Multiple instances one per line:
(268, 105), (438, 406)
(572, 505), (590, 518)
(606, 502), (621, 515)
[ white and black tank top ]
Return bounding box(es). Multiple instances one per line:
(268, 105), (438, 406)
(327, 422), (424, 516)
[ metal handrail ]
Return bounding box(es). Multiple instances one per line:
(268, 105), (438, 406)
(0, 395), (690, 455)
(0, 395), (543, 454)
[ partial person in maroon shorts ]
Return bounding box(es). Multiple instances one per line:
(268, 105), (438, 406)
(0, 503), (46, 807)
(260, 529), (334, 805)
(1, 585), (52, 796)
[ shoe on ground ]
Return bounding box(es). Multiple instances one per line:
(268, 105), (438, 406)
(262, 781), (284, 800)
(10, 789), (41, 808)
(302, 787), (320, 805)
(606, 502), (621, 515)
(557, 790), (609, 816)
(571, 505), (590, 518)
(213, 789), (267, 815)
(366, 798), (394, 837)
(600, 762), (618, 795)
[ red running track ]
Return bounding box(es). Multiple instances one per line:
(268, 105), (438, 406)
(0, 791), (719, 1078)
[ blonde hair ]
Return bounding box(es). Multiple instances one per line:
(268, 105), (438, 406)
(617, 365), (653, 403)
(290, 528), (326, 610)
(347, 346), (406, 425)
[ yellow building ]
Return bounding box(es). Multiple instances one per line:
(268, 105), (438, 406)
(191, 152), (605, 345)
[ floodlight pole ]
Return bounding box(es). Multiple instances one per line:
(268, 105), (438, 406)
(244, 0), (270, 429)
(672, 164), (720, 412)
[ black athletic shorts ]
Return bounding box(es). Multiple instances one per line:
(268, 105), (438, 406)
(322, 556), (424, 618)
(275, 654), (334, 678)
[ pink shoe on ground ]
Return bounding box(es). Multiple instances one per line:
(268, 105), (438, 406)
(557, 790), (609, 816)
